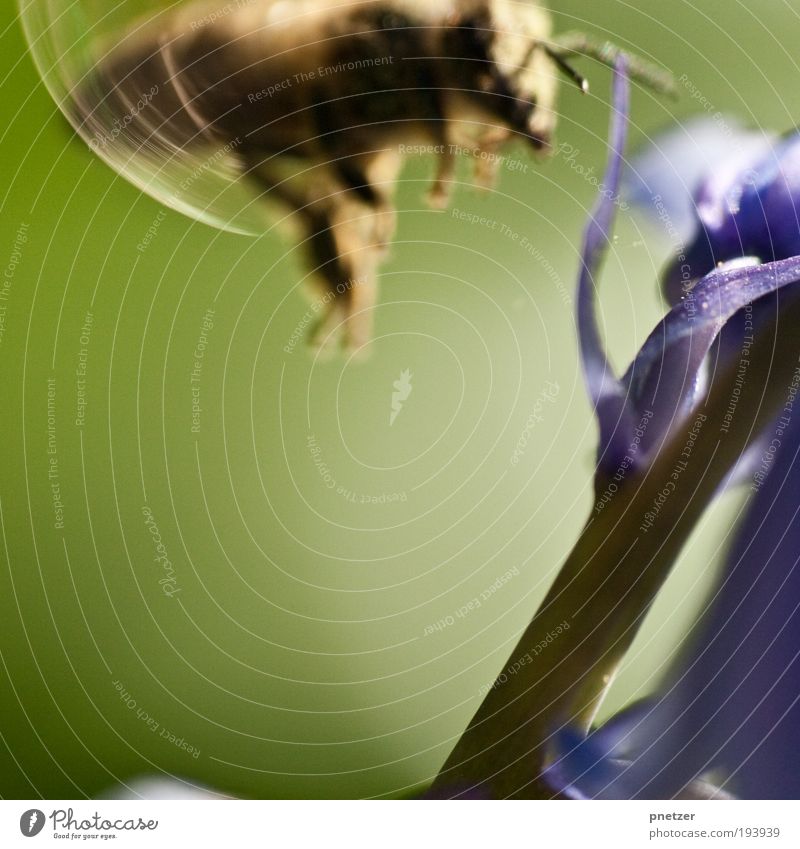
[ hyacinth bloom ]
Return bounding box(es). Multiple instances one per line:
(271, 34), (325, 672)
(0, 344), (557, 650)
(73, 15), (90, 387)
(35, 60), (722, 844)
(628, 122), (800, 306)
(429, 58), (800, 799)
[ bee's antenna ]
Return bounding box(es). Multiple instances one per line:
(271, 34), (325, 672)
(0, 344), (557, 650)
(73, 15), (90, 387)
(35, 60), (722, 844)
(544, 45), (589, 94)
(549, 32), (676, 98)
(511, 40), (588, 94)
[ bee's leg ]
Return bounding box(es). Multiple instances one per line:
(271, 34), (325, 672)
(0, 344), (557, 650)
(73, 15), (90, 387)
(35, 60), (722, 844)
(241, 159), (347, 349)
(473, 127), (511, 190)
(427, 143), (457, 210)
(327, 150), (400, 241)
(304, 220), (353, 353)
(312, 157), (402, 352)
(364, 150), (401, 249)
(306, 197), (385, 353)
(419, 84), (456, 210)
(245, 155), (397, 351)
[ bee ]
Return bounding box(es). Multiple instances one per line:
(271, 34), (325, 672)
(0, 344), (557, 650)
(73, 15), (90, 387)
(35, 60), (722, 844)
(70, 0), (671, 350)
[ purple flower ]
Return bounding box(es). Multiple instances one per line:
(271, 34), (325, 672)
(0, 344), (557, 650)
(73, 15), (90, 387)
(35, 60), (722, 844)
(581, 111), (800, 483)
(651, 128), (800, 305)
(430, 60), (800, 800)
(629, 120), (800, 411)
(544, 101), (800, 800)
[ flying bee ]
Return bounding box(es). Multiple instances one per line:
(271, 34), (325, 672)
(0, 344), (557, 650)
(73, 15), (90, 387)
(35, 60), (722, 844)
(67, 0), (672, 350)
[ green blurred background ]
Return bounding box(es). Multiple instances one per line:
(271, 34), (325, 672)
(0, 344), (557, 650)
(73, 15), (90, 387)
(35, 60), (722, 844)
(1, 0), (799, 799)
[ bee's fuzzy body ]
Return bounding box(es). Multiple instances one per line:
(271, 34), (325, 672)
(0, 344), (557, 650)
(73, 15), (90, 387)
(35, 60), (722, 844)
(74, 0), (559, 348)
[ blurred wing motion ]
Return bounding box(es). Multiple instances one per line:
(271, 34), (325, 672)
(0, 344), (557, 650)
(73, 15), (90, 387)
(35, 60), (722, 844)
(19, 0), (269, 235)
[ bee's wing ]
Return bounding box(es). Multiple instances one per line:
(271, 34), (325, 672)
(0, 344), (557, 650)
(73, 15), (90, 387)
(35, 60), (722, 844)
(20, 0), (270, 236)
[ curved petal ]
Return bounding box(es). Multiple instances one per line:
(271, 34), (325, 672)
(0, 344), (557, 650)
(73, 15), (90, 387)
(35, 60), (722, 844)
(621, 255), (800, 463)
(586, 252), (800, 478)
(577, 54), (636, 476)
